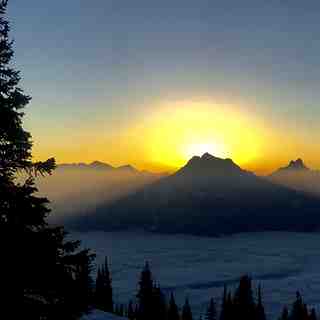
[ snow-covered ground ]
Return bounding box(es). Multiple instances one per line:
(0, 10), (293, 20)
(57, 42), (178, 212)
(82, 310), (126, 320)
(74, 231), (320, 319)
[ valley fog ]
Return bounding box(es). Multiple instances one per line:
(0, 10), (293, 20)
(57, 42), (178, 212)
(35, 166), (161, 224)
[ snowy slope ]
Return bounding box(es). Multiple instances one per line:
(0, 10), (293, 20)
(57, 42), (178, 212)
(82, 310), (127, 320)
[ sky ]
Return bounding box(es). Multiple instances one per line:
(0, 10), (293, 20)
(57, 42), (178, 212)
(7, 1), (320, 174)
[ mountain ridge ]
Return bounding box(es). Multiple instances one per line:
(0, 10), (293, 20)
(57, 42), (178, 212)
(58, 161), (140, 173)
(67, 153), (320, 236)
(176, 152), (252, 177)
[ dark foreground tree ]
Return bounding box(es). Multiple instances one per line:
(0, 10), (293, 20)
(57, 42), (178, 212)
(279, 306), (289, 320)
(233, 275), (256, 320)
(290, 292), (305, 320)
(137, 262), (154, 320)
(95, 256), (114, 312)
(220, 285), (228, 320)
(153, 284), (167, 320)
(309, 308), (317, 320)
(182, 298), (193, 320)
(289, 292), (313, 320)
(205, 298), (217, 320)
(0, 1), (95, 318)
(168, 293), (180, 320)
(135, 262), (168, 320)
(255, 285), (266, 320)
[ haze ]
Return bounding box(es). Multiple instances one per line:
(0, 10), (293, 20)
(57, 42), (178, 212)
(35, 165), (162, 224)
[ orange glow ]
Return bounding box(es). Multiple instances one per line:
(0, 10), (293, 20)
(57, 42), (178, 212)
(31, 98), (320, 175)
(107, 98), (268, 172)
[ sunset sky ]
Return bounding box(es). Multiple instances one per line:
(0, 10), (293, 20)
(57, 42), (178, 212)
(8, 1), (320, 174)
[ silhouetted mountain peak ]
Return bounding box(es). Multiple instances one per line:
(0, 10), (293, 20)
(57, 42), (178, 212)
(270, 158), (310, 177)
(287, 158), (308, 170)
(201, 152), (218, 161)
(179, 153), (245, 176)
(273, 159), (309, 173)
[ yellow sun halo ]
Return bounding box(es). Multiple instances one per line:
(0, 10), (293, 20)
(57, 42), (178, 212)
(125, 98), (263, 170)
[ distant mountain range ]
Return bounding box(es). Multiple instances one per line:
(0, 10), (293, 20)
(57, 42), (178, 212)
(38, 161), (164, 225)
(57, 161), (166, 177)
(66, 153), (320, 236)
(58, 161), (139, 173)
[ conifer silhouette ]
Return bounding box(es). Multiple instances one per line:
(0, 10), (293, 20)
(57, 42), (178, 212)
(137, 261), (154, 320)
(182, 297), (193, 320)
(279, 306), (289, 320)
(233, 275), (256, 320)
(95, 256), (114, 312)
(205, 298), (217, 320)
(0, 1), (95, 317)
(219, 285), (228, 320)
(309, 308), (317, 320)
(256, 285), (266, 320)
(168, 293), (180, 320)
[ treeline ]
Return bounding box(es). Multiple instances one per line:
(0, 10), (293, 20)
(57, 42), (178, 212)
(95, 260), (318, 320)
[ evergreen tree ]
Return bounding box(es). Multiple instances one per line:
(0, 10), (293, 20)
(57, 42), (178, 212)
(69, 248), (95, 314)
(153, 284), (167, 320)
(255, 285), (266, 320)
(137, 261), (154, 320)
(220, 285), (227, 320)
(104, 257), (114, 312)
(226, 291), (234, 320)
(168, 293), (180, 320)
(233, 275), (256, 320)
(95, 267), (103, 307)
(0, 1), (95, 317)
(95, 256), (114, 312)
(182, 298), (193, 320)
(0, 0), (32, 177)
(290, 292), (306, 320)
(205, 298), (216, 320)
(279, 306), (289, 320)
(220, 285), (234, 320)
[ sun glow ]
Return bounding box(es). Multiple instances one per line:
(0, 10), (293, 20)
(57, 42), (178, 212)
(40, 96), (298, 174)
(124, 99), (265, 171)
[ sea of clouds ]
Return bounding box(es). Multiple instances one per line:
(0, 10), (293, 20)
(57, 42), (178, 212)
(74, 231), (320, 319)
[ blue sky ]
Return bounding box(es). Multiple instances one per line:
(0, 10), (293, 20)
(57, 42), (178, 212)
(7, 1), (320, 171)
